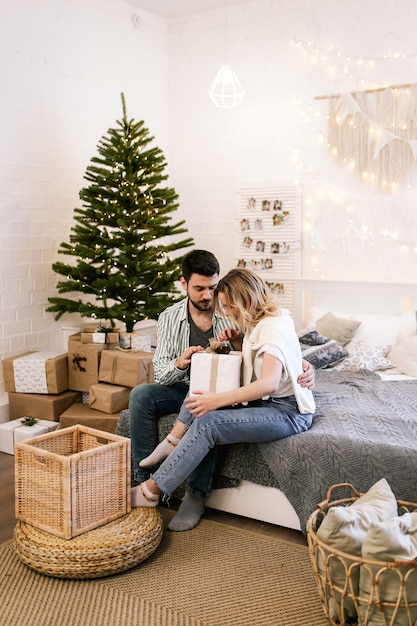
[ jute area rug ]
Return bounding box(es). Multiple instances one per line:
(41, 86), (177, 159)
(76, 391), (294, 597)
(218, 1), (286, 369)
(1, 508), (327, 626)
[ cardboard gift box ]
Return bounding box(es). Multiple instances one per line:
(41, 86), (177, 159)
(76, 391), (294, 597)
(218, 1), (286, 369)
(8, 390), (81, 421)
(98, 349), (154, 388)
(3, 351), (69, 394)
(0, 418), (60, 455)
(89, 383), (130, 414)
(59, 403), (121, 434)
(68, 333), (108, 392)
(189, 351), (242, 396)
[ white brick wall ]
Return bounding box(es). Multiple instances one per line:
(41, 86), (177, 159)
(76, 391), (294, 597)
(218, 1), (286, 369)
(0, 0), (169, 398)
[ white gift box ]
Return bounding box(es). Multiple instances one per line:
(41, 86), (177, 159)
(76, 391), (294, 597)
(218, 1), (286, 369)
(131, 332), (152, 352)
(189, 351), (242, 397)
(0, 419), (59, 455)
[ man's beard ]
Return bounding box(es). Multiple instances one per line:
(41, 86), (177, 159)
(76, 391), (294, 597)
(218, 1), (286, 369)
(188, 295), (213, 312)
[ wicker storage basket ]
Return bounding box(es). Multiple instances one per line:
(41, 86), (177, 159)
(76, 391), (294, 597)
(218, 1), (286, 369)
(307, 483), (417, 626)
(15, 425), (131, 539)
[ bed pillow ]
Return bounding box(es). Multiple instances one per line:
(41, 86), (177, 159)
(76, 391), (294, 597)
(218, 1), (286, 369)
(359, 512), (417, 626)
(335, 341), (396, 372)
(297, 327), (331, 346)
(308, 307), (416, 348)
(352, 313), (416, 347)
(387, 336), (417, 378)
(301, 340), (348, 369)
(316, 479), (398, 622)
(315, 312), (361, 346)
(298, 326), (348, 369)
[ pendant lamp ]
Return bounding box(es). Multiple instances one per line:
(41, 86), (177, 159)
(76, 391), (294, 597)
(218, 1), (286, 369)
(209, 65), (245, 108)
(208, 11), (244, 109)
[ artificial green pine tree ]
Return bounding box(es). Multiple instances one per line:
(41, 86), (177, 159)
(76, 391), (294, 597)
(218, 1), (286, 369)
(47, 94), (194, 332)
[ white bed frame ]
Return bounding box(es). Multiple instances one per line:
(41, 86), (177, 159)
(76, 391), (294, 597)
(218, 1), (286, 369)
(205, 279), (417, 531)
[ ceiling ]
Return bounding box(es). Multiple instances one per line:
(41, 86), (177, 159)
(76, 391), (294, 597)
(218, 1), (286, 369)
(126, 0), (258, 20)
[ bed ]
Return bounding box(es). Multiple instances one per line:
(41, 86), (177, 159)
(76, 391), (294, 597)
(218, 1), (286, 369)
(116, 279), (417, 534)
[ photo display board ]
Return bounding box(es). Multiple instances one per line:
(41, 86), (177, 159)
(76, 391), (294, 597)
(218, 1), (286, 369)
(236, 180), (302, 315)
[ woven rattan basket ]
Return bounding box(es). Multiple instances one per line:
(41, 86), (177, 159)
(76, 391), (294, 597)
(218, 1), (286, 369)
(15, 425), (131, 539)
(307, 483), (417, 626)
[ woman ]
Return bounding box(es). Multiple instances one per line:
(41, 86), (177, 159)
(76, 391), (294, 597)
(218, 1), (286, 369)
(131, 267), (315, 508)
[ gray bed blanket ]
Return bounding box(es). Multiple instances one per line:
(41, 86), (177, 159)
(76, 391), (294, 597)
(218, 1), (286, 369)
(258, 369), (417, 532)
(117, 370), (417, 534)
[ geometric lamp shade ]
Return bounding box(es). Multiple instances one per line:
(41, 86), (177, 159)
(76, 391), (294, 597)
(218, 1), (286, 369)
(208, 65), (245, 108)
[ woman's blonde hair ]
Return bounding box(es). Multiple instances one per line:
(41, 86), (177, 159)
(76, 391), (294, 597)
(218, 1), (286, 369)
(215, 267), (280, 332)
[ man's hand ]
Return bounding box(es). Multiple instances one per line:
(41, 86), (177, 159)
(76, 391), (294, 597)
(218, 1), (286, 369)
(175, 345), (205, 371)
(298, 359), (315, 390)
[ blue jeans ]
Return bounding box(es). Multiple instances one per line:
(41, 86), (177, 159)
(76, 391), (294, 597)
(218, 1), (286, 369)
(152, 396), (313, 497)
(129, 382), (222, 498)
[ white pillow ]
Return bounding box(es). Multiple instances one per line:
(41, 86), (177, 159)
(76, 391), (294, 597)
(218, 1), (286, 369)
(335, 341), (396, 372)
(308, 307), (416, 348)
(316, 479), (397, 622)
(352, 313), (416, 348)
(359, 512), (417, 626)
(387, 336), (417, 378)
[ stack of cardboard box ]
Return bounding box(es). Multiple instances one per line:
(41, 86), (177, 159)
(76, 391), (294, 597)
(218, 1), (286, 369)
(61, 331), (154, 433)
(1, 327), (155, 452)
(1, 351), (75, 453)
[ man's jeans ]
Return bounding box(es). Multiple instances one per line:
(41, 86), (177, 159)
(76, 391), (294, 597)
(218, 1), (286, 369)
(129, 382), (221, 498)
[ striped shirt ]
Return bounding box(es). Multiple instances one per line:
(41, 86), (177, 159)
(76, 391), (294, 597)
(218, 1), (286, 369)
(153, 298), (236, 386)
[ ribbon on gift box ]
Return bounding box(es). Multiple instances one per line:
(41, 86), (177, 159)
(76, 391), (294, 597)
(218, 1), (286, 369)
(208, 353), (220, 392)
(97, 325), (118, 343)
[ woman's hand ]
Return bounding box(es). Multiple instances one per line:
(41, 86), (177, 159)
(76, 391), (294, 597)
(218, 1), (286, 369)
(218, 327), (243, 349)
(184, 391), (221, 418)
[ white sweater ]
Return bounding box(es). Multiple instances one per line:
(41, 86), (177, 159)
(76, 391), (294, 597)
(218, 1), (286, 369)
(242, 312), (315, 415)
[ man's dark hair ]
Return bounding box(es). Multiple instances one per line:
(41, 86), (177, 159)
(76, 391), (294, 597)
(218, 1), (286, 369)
(181, 250), (220, 282)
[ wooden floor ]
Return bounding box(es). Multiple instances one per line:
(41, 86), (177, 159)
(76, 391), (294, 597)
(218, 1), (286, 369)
(0, 451), (306, 545)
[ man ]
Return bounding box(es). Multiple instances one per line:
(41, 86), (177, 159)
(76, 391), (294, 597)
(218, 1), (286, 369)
(129, 249), (314, 531)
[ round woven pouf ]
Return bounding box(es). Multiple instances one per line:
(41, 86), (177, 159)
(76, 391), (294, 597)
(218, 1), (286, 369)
(14, 507), (163, 579)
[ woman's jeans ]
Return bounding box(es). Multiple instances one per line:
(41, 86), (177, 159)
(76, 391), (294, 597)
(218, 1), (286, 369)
(152, 396), (313, 497)
(129, 382), (222, 498)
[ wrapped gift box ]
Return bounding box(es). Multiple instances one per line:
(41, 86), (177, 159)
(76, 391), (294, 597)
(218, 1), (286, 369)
(134, 320), (158, 349)
(59, 403), (121, 434)
(130, 332), (152, 352)
(98, 350), (154, 388)
(3, 351), (69, 394)
(80, 329), (120, 344)
(68, 333), (108, 392)
(189, 351), (242, 396)
(0, 418), (59, 455)
(15, 425), (130, 539)
(89, 383), (130, 414)
(8, 390), (81, 421)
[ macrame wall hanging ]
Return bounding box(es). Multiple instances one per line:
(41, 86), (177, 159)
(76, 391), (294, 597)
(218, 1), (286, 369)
(319, 84), (417, 193)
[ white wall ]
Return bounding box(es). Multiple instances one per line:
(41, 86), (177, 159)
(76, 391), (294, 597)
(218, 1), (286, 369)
(0, 0), (169, 398)
(166, 0), (417, 281)
(1, 0), (417, 401)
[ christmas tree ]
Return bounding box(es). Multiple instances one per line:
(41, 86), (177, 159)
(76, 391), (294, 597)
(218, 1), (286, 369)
(47, 94), (194, 332)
